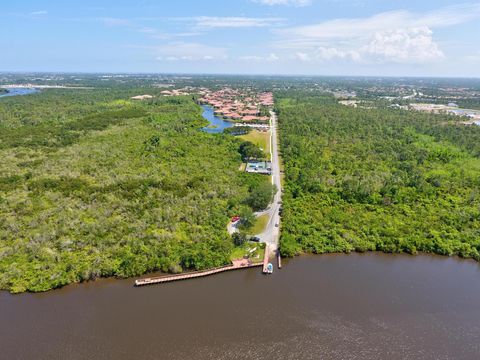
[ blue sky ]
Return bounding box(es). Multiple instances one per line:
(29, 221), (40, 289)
(1, 0), (479, 76)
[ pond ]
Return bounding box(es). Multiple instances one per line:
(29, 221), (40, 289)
(0, 87), (39, 98)
(201, 104), (234, 134)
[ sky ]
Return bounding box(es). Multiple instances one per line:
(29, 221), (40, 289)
(1, 0), (480, 77)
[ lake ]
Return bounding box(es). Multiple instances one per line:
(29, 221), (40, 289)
(201, 104), (234, 133)
(1, 253), (479, 359)
(0, 87), (39, 98)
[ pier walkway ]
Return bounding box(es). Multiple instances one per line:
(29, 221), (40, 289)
(135, 259), (263, 287)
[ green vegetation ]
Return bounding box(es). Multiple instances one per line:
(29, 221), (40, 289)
(0, 89), (269, 293)
(277, 91), (480, 261)
(249, 214), (269, 235)
(232, 232), (247, 246)
(239, 140), (264, 161)
(7, 75), (477, 292)
(237, 206), (256, 231)
(230, 241), (265, 262)
(259, 105), (270, 117)
(223, 126), (251, 136)
(245, 181), (276, 212)
(239, 130), (270, 158)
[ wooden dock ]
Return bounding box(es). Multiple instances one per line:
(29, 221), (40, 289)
(135, 260), (263, 287)
(277, 249), (282, 269)
(262, 244), (272, 274)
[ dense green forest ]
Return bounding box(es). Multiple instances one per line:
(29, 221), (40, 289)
(0, 89), (268, 293)
(277, 91), (480, 260)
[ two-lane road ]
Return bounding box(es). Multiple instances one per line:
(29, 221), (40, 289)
(257, 110), (282, 251)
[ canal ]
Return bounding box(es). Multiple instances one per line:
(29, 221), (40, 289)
(1, 253), (479, 359)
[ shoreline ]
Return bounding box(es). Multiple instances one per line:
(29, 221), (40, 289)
(2, 249), (478, 295)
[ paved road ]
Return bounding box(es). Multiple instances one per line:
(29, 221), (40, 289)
(257, 110), (282, 251)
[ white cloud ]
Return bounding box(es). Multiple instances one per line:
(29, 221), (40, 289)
(315, 47), (361, 62)
(268, 53), (280, 61)
(138, 27), (156, 34)
(252, 0), (312, 7)
(161, 55), (218, 61)
(293, 48), (360, 62)
(239, 53), (280, 62)
(30, 10), (48, 16)
(275, 3), (480, 64)
(14, 10), (48, 19)
(96, 18), (203, 40)
(415, 3), (480, 27)
(176, 32), (203, 37)
(278, 4), (480, 42)
(155, 42), (227, 61)
(279, 12), (406, 42)
(294, 52), (311, 61)
(148, 31), (204, 40)
(363, 27), (444, 63)
(100, 17), (132, 27)
(194, 16), (284, 28)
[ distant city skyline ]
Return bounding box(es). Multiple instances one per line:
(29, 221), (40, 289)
(1, 0), (480, 77)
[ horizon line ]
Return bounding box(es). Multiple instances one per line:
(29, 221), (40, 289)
(1, 70), (479, 80)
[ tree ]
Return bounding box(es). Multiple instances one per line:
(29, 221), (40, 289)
(238, 206), (256, 230)
(232, 232), (247, 246)
(275, 89), (480, 262)
(224, 126), (251, 136)
(239, 141), (264, 161)
(245, 182), (276, 211)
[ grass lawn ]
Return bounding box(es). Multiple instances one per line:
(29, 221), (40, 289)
(230, 242), (266, 263)
(249, 213), (270, 235)
(240, 130), (270, 159)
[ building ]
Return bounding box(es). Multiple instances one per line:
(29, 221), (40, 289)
(245, 161), (272, 175)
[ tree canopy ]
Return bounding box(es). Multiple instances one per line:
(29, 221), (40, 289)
(239, 141), (264, 161)
(0, 89), (269, 293)
(277, 91), (480, 261)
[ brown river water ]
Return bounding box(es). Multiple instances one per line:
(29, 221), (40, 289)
(1, 253), (480, 360)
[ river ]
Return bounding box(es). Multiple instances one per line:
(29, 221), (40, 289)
(1, 253), (479, 359)
(201, 104), (234, 133)
(0, 87), (39, 98)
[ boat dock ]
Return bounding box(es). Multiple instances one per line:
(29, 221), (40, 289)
(136, 244), (279, 286)
(135, 259), (263, 287)
(277, 249), (282, 269)
(262, 244), (273, 274)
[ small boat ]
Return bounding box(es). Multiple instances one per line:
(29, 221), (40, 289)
(265, 263), (273, 274)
